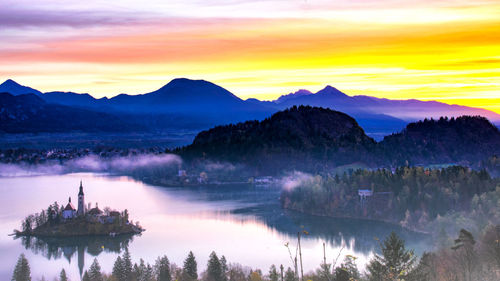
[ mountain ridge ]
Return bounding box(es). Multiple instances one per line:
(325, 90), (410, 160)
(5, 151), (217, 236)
(0, 78), (498, 137)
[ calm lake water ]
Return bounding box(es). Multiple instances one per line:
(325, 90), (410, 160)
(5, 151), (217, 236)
(0, 173), (429, 280)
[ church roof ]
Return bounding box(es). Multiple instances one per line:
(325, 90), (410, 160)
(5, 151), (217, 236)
(64, 202), (76, 211)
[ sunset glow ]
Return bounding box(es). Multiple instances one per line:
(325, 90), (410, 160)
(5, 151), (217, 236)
(1, 0), (499, 112)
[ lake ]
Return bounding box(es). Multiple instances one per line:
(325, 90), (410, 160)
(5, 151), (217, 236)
(0, 173), (429, 280)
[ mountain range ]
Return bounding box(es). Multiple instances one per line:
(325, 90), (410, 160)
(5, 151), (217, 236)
(1, 78), (499, 139)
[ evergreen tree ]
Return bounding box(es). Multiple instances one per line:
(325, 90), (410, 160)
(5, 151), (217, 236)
(11, 254), (31, 281)
(113, 256), (126, 281)
(406, 252), (437, 281)
(59, 269), (68, 281)
(284, 267), (297, 281)
(88, 258), (103, 281)
(122, 248), (133, 281)
(452, 229), (477, 281)
(333, 255), (359, 281)
(366, 232), (416, 281)
(145, 264), (154, 281)
(220, 255), (228, 281)
(154, 255), (171, 281)
(134, 259), (154, 281)
(181, 251), (198, 281)
(268, 265), (279, 281)
(317, 262), (332, 281)
(206, 251), (223, 281)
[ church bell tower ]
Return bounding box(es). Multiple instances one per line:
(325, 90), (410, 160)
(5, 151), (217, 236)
(77, 180), (85, 216)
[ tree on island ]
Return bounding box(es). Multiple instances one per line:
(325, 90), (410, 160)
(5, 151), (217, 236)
(12, 254), (31, 281)
(366, 232), (416, 281)
(181, 251), (198, 281)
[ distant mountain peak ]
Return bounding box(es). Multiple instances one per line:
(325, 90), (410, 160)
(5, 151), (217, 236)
(275, 89), (313, 104)
(0, 79), (42, 96)
(316, 85), (349, 98)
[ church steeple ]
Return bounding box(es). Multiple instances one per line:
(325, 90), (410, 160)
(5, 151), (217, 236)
(78, 180), (84, 196)
(77, 180), (85, 216)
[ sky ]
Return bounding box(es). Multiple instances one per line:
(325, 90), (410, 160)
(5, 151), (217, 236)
(1, 0), (499, 113)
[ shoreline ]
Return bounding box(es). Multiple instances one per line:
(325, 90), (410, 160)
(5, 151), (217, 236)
(283, 206), (431, 235)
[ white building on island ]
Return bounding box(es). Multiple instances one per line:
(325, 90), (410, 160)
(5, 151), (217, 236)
(62, 197), (77, 219)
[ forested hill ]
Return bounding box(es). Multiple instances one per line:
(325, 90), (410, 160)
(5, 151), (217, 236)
(379, 116), (500, 166)
(0, 92), (144, 133)
(181, 108), (500, 172)
(181, 106), (377, 172)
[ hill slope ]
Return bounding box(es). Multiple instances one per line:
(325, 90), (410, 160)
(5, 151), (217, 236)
(0, 93), (143, 133)
(379, 116), (500, 165)
(182, 105), (377, 172)
(0, 79), (42, 96)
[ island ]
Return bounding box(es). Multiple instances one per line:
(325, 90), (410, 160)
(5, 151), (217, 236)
(14, 181), (144, 237)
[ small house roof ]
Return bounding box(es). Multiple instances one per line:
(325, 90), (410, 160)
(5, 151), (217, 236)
(109, 211), (120, 217)
(88, 207), (103, 215)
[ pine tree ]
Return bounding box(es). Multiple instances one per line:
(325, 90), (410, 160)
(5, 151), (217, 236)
(334, 255), (359, 281)
(366, 232), (416, 281)
(113, 256), (126, 281)
(134, 259), (154, 281)
(317, 262), (333, 281)
(220, 255), (228, 281)
(145, 264), (154, 281)
(12, 254), (31, 281)
(59, 269), (68, 281)
(88, 258), (103, 281)
(268, 265), (279, 281)
(155, 255), (171, 281)
(452, 229), (477, 281)
(181, 251), (198, 281)
(284, 267), (297, 281)
(206, 251), (223, 281)
(122, 249), (133, 281)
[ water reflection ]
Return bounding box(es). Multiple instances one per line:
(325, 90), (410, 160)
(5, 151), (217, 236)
(197, 185), (429, 255)
(16, 234), (136, 276)
(0, 174), (430, 280)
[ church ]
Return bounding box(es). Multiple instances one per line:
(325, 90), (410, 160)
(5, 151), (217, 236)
(62, 181), (86, 219)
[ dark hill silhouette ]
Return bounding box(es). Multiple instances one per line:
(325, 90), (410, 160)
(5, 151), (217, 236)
(0, 78), (499, 138)
(182, 105), (377, 173)
(379, 116), (500, 166)
(42, 91), (108, 108)
(0, 79), (42, 96)
(0, 92), (144, 133)
(182, 109), (500, 173)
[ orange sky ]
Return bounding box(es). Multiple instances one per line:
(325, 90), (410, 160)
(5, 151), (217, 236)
(1, 0), (499, 113)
